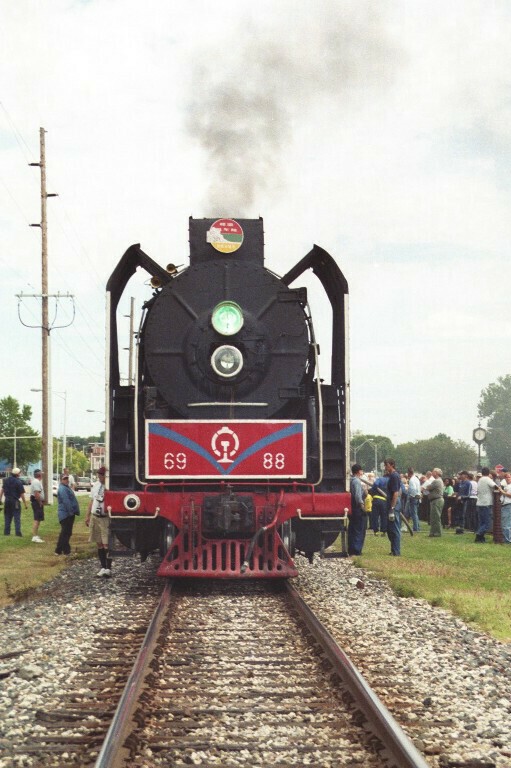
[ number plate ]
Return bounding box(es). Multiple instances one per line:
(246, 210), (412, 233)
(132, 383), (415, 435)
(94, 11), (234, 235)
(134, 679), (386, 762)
(145, 420), (306, 479)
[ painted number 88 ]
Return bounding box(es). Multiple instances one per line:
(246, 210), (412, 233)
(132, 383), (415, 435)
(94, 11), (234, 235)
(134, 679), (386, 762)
(263, 452), (285, 469)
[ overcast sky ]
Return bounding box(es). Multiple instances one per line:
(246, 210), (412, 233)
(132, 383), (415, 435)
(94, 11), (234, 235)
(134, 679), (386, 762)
(1, 0), (510, 450)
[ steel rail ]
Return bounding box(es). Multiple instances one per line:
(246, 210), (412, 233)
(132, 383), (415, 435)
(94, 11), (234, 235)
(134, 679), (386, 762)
(94, 580), (174, 768)
(284, 581), (431, 768)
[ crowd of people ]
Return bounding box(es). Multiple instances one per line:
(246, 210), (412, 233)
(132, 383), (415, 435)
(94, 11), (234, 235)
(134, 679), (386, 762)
(2, 458), (507, 570)
(0, 465), (111, 578)
(349, 460), (510, 557)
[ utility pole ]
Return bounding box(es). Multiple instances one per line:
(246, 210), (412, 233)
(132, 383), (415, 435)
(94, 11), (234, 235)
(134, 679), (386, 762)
(124, 297), (135, 385)
(128, 296), (135, 385)
(29, 128), (57, 504)
(18, 129), (74, 501)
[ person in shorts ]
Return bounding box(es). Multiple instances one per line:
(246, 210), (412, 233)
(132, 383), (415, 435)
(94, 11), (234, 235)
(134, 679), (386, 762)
(85, 467), (112, 578)
(30, 468), (45, 543)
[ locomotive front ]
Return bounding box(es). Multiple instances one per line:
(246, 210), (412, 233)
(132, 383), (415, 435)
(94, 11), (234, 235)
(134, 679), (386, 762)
(105, 217), (351, 577)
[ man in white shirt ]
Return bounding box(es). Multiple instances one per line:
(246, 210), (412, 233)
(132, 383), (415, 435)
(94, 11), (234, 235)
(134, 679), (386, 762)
(475, 467), (498, 543)
(85, 467), (112, 577)
(466, 473), (478, 531)
(405, 468), (421, 532)
(420, 471), (432, 523)
(30, 469), (45, 543)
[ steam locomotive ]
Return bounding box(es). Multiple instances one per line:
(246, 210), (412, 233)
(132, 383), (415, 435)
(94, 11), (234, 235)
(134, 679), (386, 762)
(104, 217), (351, 577)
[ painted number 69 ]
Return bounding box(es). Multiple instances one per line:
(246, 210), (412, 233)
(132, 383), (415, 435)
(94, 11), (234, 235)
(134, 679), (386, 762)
(164, 452), (187, 470)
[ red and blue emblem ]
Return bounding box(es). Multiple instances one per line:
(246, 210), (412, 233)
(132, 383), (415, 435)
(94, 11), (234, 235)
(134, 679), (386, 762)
(146, 420), (306, 479)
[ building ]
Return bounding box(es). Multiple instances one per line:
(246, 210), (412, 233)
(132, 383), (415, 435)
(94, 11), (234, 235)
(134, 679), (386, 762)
(89, 443), (106, 474)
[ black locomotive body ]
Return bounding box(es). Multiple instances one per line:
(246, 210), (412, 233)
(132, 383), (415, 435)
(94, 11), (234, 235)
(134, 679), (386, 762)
(105, 217), (351, 577)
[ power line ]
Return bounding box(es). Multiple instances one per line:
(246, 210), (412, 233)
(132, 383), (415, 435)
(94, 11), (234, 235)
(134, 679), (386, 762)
(0, 101), (37, 163)
(0, 105), (105, 365)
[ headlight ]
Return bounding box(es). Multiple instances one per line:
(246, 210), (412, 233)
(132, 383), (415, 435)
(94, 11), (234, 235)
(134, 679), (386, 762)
(211, 345), (243, 378)
(123, 494), (141, 512)
(211, 301), (244, 336)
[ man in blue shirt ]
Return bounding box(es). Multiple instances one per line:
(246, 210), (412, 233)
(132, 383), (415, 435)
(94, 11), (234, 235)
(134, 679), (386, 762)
(349, 463), (367, 555)
(455, 470), (471, 534)
(0, 467), (28, 537)
(384, 458), (402, 556)
(370, 475), (389, 535)
(56, 474), (80, 555)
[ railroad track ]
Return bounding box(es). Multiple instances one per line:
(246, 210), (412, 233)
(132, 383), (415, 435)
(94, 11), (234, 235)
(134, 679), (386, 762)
(92, 580), (429, 768)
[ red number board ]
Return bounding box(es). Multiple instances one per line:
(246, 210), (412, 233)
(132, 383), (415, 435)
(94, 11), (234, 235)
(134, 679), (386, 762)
(145, 420), (306, 479)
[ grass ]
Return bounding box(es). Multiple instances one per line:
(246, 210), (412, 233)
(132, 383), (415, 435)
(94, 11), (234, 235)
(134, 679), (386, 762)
(350, 525), (511, 642)
(2, 503), (511, 644)
(0, 495), (96, 606)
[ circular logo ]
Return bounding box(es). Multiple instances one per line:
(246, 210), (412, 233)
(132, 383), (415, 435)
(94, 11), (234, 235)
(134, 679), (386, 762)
(211, 426), (240, 464)
(206, 219), (244, 253)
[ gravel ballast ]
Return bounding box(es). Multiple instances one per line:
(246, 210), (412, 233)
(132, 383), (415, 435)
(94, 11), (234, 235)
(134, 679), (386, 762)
(0, 554), (510, 767)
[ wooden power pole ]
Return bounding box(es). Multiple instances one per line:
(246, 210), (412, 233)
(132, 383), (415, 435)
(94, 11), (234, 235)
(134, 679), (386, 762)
(29, 128), (57, 504)
(18, 129), (74, 501)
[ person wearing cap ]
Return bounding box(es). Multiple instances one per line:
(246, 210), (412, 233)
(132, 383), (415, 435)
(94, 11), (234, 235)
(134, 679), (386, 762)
(62, 467), (76, 492)
(85, 467), (112, 578)
(0, 467), (28, 537)
(55, 473), (80, 555)
(30, 468), (45, 543)
(348, 464), (367, 556)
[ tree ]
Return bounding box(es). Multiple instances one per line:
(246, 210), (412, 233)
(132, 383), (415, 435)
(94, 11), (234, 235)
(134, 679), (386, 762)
(0, 396), (41, 469)
(478, 375), (511, 468)
(68, 447), (90, 476)
(394, 433), (476, 477)
(351, 432), (396, 474)
(53, 439), (91, 476)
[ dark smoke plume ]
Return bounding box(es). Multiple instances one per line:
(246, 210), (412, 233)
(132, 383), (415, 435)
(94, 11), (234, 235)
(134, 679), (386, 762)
(186, 0), (399, 216)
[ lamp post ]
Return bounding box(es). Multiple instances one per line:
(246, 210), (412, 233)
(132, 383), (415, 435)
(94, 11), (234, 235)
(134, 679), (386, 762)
(31, 388), (66, 476)
(473, 425), (487, 473)
(86, 409), (105, 428)
(353, 439), (375, 467)
(86, 409), (105, 430)
(353, 439), (390, 475)
(0, 432), (40, 468)
(372, 441), (382, 476)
